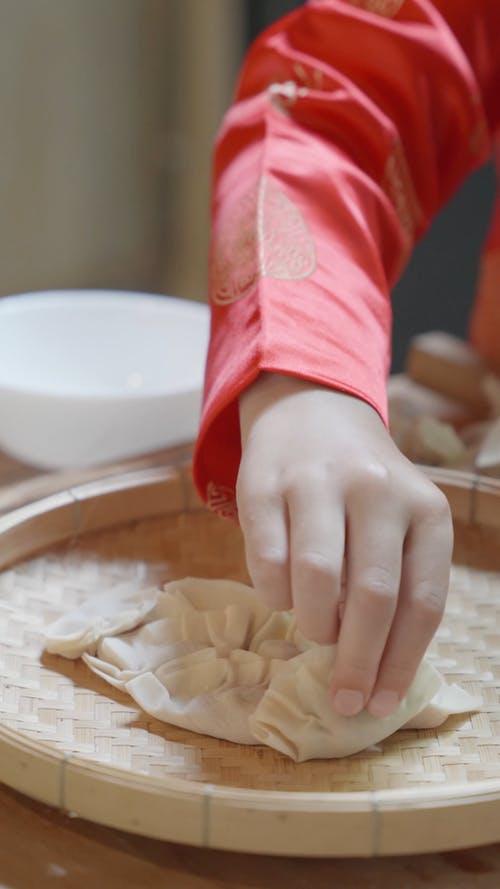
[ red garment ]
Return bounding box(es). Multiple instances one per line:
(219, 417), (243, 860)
(470, 143), (500, 370)
(193, 0), (500, 518)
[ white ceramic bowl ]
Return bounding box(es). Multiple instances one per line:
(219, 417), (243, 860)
(0, 290), (210, 469)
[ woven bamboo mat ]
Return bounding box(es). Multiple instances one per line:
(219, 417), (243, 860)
(0, 461), (500, 855)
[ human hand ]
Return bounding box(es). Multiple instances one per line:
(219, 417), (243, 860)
(237, 373), (453, 718)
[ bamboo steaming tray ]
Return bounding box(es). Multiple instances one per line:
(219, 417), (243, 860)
(1, 451), (500, 857)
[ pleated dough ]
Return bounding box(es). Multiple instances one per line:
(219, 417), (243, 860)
(44, 577), (480, 761)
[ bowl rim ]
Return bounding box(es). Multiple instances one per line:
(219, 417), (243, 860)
(0, 289), (210, 401)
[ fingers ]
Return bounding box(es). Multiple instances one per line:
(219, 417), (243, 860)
(288, 481), (345, 643)
(238, 470), (346, 640)
(367, 489), (453, 716)
(237, 477), (292, 611)
(239, 419), (453, 724)
(330, 488), (405, 716)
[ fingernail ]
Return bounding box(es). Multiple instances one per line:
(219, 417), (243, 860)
(333, 688), (364, 716)
(368, 690), (400, 718)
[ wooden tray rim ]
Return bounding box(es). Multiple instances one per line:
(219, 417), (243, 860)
(1, 461), (500, 856)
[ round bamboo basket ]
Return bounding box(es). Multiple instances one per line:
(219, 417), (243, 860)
(0, 454), (500, 857)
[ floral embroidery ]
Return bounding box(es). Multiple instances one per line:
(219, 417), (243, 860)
(206, 482), (238, 520)
(266, 64), (325, 95)
(211, 176), (316, 306)
(469, 118), (488, 156)
(345, 0), (405, 16)
(381, 140), (422, 245)
(293, 63), (324, 90)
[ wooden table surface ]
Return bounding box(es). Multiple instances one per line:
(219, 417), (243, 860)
(1, 448), (500, 888)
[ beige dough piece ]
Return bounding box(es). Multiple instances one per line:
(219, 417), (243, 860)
(44, 580), (158, 659)
(44, 578), (480, 761)
(475, 417), (500, 470)
(404, 416), (468, 466)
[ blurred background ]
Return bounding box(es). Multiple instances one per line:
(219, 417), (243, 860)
(0, 0), (495, 371)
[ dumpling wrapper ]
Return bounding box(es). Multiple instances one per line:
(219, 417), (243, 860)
(44, 577), (480, 761)
(44, 581), (158, 659)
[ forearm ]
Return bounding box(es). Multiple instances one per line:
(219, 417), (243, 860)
(194, 0), (496, 513)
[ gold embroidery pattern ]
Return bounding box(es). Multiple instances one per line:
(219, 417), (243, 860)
(381, 140), (422, 245)
(469, 117), (488, 156)
(211, 188), (259, 306)
(346, 0), (405, 16)
(260, 183), (316, 279)
(206, 481), (238, 520)
(265, 65), (325, 96)
(293, 63), (324, 90)
(211, 177), (316, 306)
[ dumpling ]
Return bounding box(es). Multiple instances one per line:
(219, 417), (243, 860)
(44, 577), (480, 761)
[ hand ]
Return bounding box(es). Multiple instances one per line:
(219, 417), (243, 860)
(237, 372), (453, 718)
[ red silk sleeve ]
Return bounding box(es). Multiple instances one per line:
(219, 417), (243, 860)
(193, 0), (499, 518)
(469, 142), (500, 371)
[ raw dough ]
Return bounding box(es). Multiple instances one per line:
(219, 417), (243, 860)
(45, 577), (480, 761)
